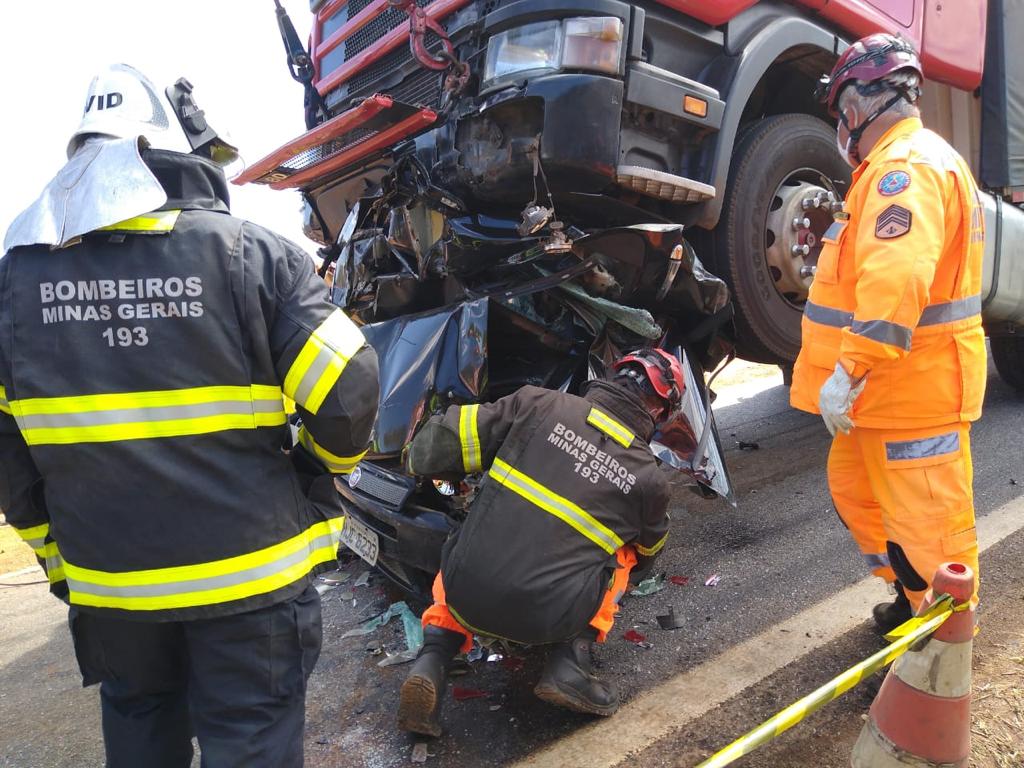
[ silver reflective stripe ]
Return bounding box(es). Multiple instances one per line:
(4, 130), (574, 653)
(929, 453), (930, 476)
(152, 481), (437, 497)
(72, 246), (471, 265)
(918, 295), (982, 326)
(489, 459), (624, 554)
(863, 553), (890, 570)
(851, 319), (913, 350)
(804, 301), (853, 328)
(496, 470), (621, 553)
(822, 220), (846, 241)
(25, 536), (46, 554)
(291, 344), (337, 408)
(806, 295), (981, 336)
(66, 532), (338, 599)
(17, 399), (280, 430)
(886, 431), (960, 462)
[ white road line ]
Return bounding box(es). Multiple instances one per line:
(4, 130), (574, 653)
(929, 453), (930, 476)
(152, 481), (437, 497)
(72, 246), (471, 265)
(511, 495), (1024, 768)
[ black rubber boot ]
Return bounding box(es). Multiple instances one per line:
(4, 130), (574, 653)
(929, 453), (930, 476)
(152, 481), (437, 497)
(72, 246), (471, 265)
(872, 582), (913, 635)
(534, 629), (619, 716)
(398, 626), (465, 737)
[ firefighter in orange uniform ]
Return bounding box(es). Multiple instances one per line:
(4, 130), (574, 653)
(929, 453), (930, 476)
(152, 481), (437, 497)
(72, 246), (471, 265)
(792, 34), (986, 632)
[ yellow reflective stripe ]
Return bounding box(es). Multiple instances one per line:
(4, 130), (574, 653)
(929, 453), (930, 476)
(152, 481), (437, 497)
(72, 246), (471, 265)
(12, 522), (49, 556)
(10, 384), (282, 415)
(283, 310), (365, 415)
(448, 604), (519, 644)
(10, 385), (286, 445)
(14, 522), (49, 541)
(459, 404), (482, 472)
(0, 385), (10, 415)
(635, 530), (669, 557)
(42, 541), (65, 584)
(97, 209), (181, 232)
(488, 458), (624, 555)
(586, 407), (634, 448)
(297, 425), (366, 474)
(63, 518), (344, 612)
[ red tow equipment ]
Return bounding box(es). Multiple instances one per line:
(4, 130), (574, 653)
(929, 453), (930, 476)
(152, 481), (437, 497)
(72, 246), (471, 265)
(233, 95), (437, 190)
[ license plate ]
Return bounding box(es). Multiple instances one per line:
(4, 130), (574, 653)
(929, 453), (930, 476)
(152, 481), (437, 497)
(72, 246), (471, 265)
(339, 514), (379, 568)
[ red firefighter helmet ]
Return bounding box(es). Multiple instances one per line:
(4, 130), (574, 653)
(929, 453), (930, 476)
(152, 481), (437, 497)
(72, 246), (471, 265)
(816, 33), (922, 117)
(612, 348), (685, 414)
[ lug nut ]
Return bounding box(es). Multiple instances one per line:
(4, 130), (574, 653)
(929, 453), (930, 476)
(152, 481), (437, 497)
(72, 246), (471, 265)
(792, 217), (811, 230)
(791, 244), (811, 257)
(801, 197), (820, 210)
(800, 265), (817, 278)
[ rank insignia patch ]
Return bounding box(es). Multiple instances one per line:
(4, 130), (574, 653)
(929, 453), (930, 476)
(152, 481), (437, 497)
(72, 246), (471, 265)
(878, 170), (911, 196)
(876, 204), (912, 239)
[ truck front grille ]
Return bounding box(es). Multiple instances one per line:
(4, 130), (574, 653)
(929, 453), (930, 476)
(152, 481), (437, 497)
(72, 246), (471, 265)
(346, 0), (434, 60)
(325, 39), (445, 112)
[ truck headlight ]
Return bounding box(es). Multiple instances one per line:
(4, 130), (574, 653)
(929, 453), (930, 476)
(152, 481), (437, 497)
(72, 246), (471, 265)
(484, 21), (562, 83)
(483, 16), (624, 88)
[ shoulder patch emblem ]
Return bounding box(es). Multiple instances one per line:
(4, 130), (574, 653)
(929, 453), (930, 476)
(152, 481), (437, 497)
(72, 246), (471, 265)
(878, 170), (911, 196)
(876, 204), (912, 239)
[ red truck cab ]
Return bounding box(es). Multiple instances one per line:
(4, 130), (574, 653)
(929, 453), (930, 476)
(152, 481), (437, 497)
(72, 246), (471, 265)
(238, 0), (1024, 596)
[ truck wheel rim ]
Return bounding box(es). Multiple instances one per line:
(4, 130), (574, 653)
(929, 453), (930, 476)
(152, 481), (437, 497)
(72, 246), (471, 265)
(764, 169), (841, 309)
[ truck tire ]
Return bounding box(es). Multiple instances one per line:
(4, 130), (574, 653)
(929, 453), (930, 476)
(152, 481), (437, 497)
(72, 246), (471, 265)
(991, 334), (1024, 392)
(709, 114), (851, 364)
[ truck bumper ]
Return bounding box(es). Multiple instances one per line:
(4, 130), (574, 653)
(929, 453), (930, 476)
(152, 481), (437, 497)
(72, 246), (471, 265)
(451, 73), (623, 201)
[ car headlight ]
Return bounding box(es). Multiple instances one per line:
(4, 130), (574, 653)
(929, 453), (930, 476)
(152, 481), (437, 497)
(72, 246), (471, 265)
(483, 16), (624, 88)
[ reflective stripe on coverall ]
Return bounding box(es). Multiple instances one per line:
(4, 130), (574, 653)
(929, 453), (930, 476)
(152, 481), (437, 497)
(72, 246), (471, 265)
(790, 118), (985, 609)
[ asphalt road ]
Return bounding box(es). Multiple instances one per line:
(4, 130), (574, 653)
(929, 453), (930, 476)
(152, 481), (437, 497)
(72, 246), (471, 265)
(2, 357), (1022, 768)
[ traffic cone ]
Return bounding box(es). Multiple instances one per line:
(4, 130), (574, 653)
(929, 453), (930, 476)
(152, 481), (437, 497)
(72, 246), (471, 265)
(851, 562), (975, 767)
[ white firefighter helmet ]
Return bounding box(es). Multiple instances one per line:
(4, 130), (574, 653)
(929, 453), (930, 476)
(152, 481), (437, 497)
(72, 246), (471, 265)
(67, 64), (238, 166)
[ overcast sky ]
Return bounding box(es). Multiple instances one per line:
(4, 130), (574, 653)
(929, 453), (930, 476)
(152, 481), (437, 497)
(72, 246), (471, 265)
(0, 1), (317, 252)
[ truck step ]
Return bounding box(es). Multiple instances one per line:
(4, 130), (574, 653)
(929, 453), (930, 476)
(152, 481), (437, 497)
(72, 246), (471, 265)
(233, 94), (437, 191)
(616, 165), (715, 204)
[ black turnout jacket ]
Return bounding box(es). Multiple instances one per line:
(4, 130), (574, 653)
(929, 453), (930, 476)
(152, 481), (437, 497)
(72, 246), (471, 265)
(407, 381), (671, 644)
(0, 150), (379, 620)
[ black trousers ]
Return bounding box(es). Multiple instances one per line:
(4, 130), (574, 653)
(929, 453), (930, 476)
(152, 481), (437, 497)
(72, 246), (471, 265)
(68, 584), (323, 768)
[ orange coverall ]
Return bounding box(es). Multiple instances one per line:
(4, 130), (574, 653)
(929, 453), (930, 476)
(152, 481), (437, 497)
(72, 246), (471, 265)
(791, 117), (986, 610)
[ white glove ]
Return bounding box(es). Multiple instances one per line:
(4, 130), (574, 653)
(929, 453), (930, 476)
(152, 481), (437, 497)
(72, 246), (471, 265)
(818, 363), (867, 437)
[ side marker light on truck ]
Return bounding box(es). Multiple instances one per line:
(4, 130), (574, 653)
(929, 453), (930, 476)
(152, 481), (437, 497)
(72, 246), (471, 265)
(684, 95), (708, 118)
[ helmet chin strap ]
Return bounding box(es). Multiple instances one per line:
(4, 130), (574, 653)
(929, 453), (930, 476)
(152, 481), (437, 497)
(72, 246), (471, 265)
(839, 90), (911, 164)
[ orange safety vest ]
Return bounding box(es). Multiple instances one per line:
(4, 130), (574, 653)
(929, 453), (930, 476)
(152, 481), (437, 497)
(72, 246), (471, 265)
(791, 117), (986, 429)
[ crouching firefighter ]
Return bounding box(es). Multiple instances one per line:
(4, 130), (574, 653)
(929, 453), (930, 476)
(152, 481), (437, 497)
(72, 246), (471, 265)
(397, 349), (678, 737)
(0, 64), (379, 767)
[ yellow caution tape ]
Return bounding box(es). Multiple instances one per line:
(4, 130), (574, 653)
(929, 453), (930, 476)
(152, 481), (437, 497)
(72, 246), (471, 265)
(883, 592), (967, 641)
(695, 595), (958, 768)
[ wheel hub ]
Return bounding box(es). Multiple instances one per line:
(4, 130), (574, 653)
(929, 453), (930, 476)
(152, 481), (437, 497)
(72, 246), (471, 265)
(765, 179), (841, 308)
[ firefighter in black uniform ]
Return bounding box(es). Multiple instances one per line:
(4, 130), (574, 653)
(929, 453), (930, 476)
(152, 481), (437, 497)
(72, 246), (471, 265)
(398, 349), (679, 737)
(0, 64), (379, 767)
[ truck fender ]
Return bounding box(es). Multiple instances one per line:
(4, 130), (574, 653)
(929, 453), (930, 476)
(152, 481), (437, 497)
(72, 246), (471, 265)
(694, 15), (843, 229)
